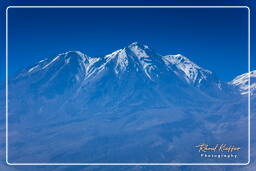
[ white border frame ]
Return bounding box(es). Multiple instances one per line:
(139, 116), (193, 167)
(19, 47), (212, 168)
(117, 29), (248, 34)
(5, 6), (251, 166)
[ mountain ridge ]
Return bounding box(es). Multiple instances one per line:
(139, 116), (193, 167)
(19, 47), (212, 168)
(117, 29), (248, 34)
(13, 42), (238, 99)
(12, 42), (255, 99)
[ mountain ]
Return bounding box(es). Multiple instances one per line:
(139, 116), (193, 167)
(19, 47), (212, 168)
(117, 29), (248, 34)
(5, 42), (249, 163)
(229, 70), (256, 96)
(13, 42), (235, 100)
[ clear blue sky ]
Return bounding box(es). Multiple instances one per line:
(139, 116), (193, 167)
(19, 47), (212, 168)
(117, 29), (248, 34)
(4, 6), (250, 81)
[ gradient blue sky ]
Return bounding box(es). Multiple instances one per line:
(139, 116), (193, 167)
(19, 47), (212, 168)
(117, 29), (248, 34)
(1, 3), (252, 82)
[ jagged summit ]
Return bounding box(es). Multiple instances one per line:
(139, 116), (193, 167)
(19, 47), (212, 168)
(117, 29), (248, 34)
(103, 42), (163, 79)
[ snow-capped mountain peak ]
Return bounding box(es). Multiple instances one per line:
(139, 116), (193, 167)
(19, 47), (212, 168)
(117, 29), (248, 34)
(14, 51), (91, 85)
(229, 70), (256, 95)
(102, 42), (164, 79)
(26, 51), (88, 73)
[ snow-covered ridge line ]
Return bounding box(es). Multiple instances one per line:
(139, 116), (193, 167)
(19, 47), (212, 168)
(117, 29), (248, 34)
(25, 43), (199, 77)
(22, 42), (220, 85)
(26, 51), (88, 73)
(162, 54), (213, 85)
(229, 70), (256, 95)
(21, 42), (243, 96)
